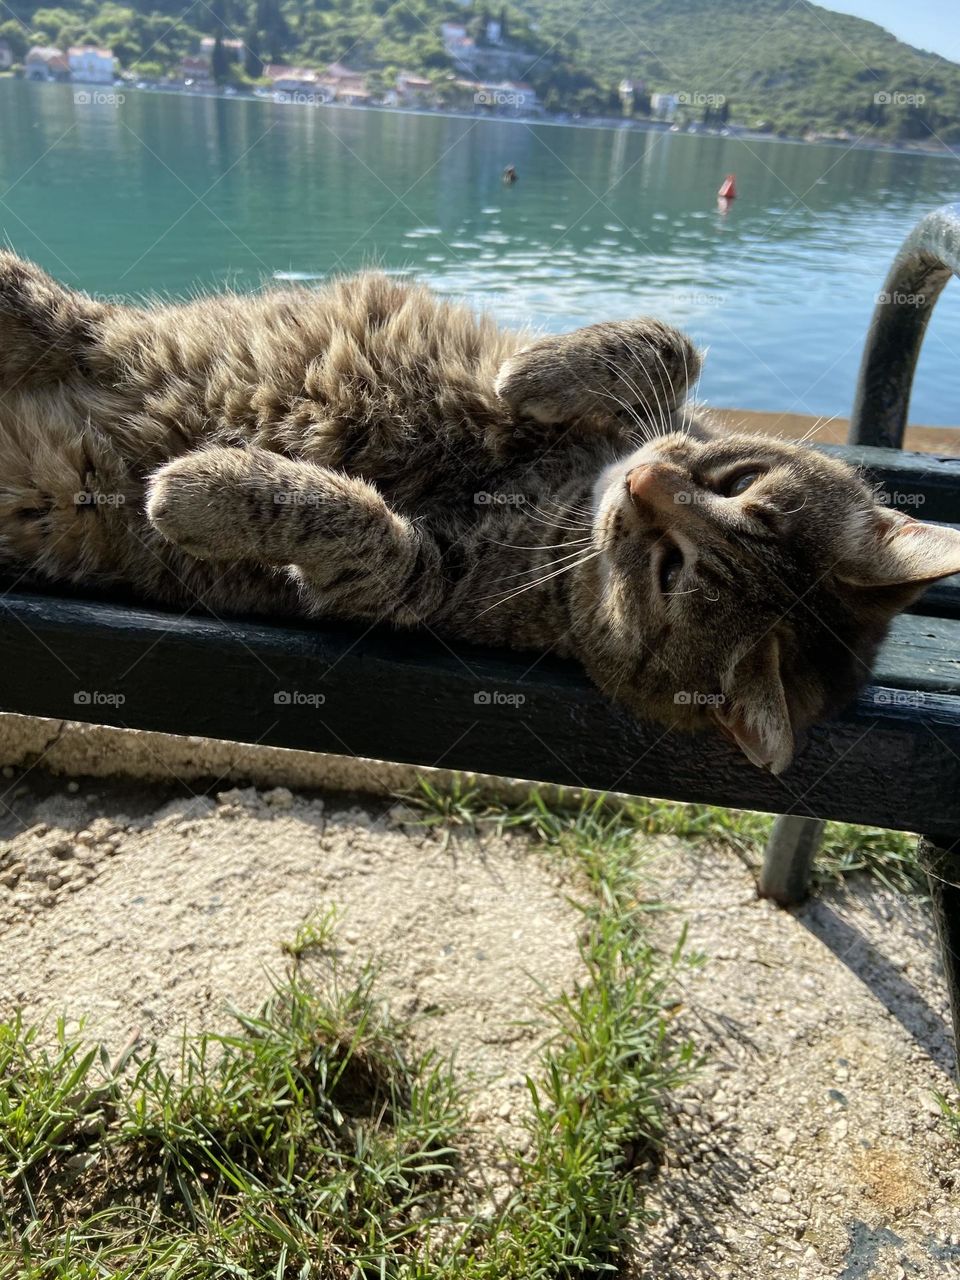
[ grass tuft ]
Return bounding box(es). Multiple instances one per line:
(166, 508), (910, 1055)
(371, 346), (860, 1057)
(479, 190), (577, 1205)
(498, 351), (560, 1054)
(408, 779), (925, 897)
(3, 961), (464, 1278)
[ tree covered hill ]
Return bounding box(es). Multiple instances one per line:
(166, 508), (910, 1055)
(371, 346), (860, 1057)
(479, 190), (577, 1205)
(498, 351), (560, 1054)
(1, 0), (958, 143)
(517, 0), (960, 142)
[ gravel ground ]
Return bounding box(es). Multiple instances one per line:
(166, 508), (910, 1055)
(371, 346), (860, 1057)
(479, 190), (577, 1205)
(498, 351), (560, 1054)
(631, 844), (960, 1280)
(1, 771), (958, 1277)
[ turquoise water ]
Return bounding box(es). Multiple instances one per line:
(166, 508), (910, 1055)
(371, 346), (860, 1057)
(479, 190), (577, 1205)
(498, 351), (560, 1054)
(1, 79), (959, 421)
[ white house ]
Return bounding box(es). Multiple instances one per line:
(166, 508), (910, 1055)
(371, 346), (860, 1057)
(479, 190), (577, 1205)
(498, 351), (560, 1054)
(68, 46), (116, 83)
(650, 92), (678, 121)
(0, 41), (13, 71)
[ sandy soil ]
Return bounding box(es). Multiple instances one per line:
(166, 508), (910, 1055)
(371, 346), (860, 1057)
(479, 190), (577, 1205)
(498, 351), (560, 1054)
(1, 771), (958, 1278)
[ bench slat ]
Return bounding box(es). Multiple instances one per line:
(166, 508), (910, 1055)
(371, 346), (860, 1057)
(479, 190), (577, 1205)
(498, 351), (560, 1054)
(0, 591), (958, 838)
(873, 614), (960, 691)
(818, 443), (960, 522)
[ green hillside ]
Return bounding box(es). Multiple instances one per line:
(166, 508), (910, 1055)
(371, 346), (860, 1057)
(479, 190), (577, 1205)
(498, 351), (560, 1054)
(518, 0), (960, 142)
(1, 0), (958, 143)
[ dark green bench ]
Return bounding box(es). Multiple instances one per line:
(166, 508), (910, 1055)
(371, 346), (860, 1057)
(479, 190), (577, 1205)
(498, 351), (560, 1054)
(1, 206), (958, 1069)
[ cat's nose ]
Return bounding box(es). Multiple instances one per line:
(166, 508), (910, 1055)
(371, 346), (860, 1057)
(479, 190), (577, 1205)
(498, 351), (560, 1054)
(626, 462), (679, 512)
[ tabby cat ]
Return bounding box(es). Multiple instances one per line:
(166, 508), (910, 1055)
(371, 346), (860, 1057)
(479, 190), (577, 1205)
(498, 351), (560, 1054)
(1, 253), (958, 773)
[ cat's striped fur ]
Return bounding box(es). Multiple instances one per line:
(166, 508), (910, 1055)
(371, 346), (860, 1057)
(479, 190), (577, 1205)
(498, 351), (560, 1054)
(2, 252), (959, 772)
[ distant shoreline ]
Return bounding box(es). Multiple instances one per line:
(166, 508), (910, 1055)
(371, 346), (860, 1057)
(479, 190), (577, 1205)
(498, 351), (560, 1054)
(12, 75), (960, 161)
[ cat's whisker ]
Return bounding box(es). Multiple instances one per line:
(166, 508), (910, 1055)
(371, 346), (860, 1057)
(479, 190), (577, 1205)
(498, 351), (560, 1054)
(535, 494), (596, 519)
(475, 550), (602, 615)
(595, 338), (674, 438)
(778, 496), (808, 515)
(524, 503), (593, 532)
(590, 381), (660, 444)
(796, 414), (839, 446)
(485, 537), (593, 551)
(591, 356), (662, 439)
(494, 546), (598, 580)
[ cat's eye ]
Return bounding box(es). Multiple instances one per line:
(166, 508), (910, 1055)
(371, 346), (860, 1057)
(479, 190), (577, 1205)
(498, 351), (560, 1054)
(717, 469), (760, 497)
(658, 545), (684, 594)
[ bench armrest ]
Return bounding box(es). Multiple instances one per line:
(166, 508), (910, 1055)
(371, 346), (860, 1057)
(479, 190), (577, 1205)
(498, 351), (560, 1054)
(851, 201), (960, 449)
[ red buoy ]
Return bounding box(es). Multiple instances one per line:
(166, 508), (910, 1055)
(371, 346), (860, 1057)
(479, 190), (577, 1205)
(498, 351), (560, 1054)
(718, 173), (737, 199)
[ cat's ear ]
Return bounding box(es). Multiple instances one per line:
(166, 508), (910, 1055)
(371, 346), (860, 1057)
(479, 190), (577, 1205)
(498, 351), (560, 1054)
(712, 634), (795, 774)
(838, 508), (960, 598)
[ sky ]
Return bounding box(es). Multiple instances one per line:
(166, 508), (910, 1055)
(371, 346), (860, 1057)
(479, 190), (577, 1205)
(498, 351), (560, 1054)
(822, 1), (960, 64)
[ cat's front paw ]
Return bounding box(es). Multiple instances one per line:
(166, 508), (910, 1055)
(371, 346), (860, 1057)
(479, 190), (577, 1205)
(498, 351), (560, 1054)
(495, 319), (701, 428)
(146, 450), (250, 560)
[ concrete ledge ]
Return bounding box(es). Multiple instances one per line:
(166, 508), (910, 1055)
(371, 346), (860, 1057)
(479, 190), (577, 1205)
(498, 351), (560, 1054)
(0, 712), (550, 806)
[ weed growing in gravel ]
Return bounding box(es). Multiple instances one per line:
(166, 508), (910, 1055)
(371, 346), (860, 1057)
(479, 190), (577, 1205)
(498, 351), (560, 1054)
(0, 795), (696, 1277)
(1, 966), (465, 1278)
(933, 1090), (960, 1140)
(410, 779), (925, 896)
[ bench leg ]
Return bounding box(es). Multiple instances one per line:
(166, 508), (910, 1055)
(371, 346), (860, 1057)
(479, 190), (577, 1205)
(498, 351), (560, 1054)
(759, 816), (825, 906)
(918, 835), (960, 1080)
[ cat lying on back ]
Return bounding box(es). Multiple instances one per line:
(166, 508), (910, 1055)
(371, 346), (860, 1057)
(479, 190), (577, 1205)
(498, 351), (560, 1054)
(1, 253), (958, 774)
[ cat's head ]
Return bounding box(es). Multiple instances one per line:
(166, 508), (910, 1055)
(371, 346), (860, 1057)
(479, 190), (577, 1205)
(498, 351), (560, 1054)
(584, 426), (960, 773)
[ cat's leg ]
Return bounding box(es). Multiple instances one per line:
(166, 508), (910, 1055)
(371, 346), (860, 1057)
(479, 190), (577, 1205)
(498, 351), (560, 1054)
(0, 251), (115, 388)
(494, 318), (702, 431)
(146, 446), (443, 623)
